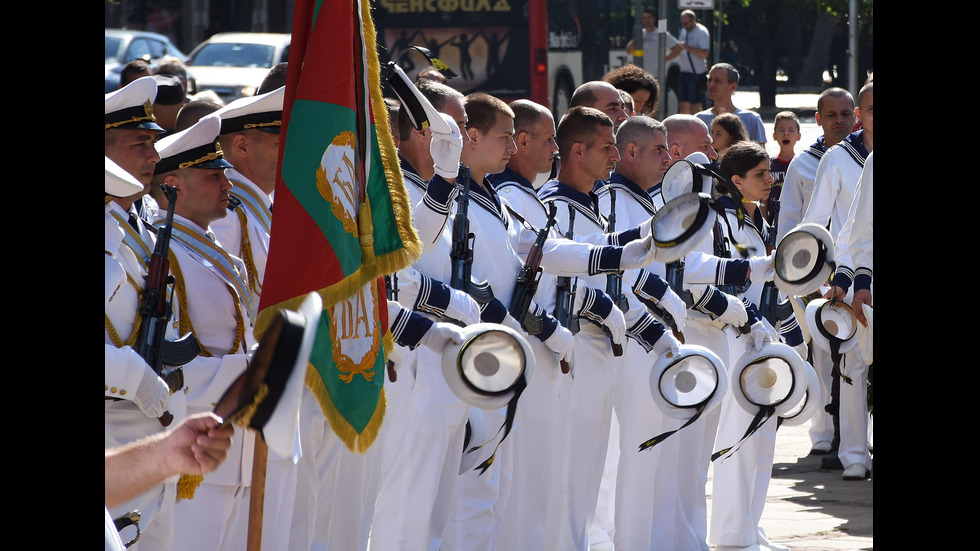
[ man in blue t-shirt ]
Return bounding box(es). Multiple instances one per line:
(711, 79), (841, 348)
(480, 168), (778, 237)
(695, 62), (767, 145)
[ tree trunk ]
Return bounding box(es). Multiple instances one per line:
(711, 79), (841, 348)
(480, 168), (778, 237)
(800, 10), (838, 86)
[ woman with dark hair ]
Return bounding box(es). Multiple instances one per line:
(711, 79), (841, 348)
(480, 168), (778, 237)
(708, 141), (807, 551)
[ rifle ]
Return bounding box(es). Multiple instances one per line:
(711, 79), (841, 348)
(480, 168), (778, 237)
(553, 204), (578, 333)
(449, 166), (494, 303)
(509, 202), (558, 334)
(134, 184), (202, 426)
(604, 188), (628, 313)
(758, 196), (792, 325)
(510, 203), (569, 373)
(600, 191), (625, 357)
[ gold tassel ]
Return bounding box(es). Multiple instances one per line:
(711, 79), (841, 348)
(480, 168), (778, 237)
(177, 474), (204, 500)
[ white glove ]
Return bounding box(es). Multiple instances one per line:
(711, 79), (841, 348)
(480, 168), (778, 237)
(134, 363), (170, 419)
(748, 254), (775, 282)
(747, 320), (773, 352)
(421, 321), (467, 351)
(715, 293), (748, 327)
(446, 287), (482, 326)
(573, 287), (627, 347)
(543, 323), (574, 363)
(619, 234), (657, 270)
(652, 332), (682, 358)
(792, 342), (809, 362)
(656, 287), (687, 335)
(500, 312), (525, 334)
(639, 215), (654, 239)
(429, 113), (463, 180)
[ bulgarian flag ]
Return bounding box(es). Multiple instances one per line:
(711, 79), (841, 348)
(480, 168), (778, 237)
(256, 0), (420, 452)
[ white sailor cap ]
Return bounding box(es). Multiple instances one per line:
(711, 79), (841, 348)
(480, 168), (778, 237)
(105, 156), (143, 197)
(154, 113), (233, 175)
(105, 76), (165, 132)
(214, 86), (285, 135)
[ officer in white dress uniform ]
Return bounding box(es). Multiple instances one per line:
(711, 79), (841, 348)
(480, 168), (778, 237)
(153, 114), (260, 551)
(105, 77), (188, 551)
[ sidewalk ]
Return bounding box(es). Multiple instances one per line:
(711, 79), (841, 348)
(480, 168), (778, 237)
(706, 419), (874, 550)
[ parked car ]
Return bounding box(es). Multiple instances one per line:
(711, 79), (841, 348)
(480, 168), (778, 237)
(105, 29), (188, 93)
(187, 32), (290, 103)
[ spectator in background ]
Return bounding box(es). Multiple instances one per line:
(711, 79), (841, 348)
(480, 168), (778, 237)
(603, 63), (660, 116)
(258, 62), (288, 95)
(119, 59), (152, 88)
(765, 111), (802, 224)
(672, 9), (710, 114)
(710, 112), (748, 158)
(696, 63), (767, 144)
(151, 74), (188, 136)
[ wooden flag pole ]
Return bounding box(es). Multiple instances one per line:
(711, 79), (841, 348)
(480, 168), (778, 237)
(246, 437), (269, 551)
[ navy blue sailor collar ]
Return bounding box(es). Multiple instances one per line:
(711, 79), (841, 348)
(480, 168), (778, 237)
(804, 135), (828, 161)
(596, 172), (658, 216)
(717, 194), (766, 237)
(488, 166), (534, 192)
(836, 129), (869, 166)
(399, 156), (429, 192)
(538, 178), (604, 227)
(460, 171), (509, 227)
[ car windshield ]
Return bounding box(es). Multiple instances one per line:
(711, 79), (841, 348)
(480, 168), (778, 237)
(106, 37), (124, 63)
(190, 43), (276, 68)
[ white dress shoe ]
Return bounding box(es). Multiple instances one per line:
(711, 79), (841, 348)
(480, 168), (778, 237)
(842, 463), (870, 480)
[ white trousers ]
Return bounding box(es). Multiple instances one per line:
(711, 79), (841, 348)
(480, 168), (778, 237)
(288, 389), (382, 551)
(173, 483), (249, 551)
(372, 345), (470, 551)
(708, 332), (778, 548)
(494, 337), (573, 551)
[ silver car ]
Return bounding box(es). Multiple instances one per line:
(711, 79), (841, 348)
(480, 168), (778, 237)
(105, 28), (188, 93)
(187, 32), (290, 103)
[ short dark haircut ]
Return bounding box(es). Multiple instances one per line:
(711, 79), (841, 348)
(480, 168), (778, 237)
(120, 59), (151, 87)
(556, 106), (612, 160)
(174, 100), (223, 132)
(603, 63), (660, 115)
(816, 87), (854, 113)
(464, 92), (514, 135)
(858, 80), (873, 107)
(397, 79), (464, 141)
(773, 111), (800, 132)
(712, 113), (748, 144)
(509, 99), (548, 136)
(642, 7), (656, 18)
(257, 62), (288, 95)
(615, 115), (665, 155)
(710, 63), (740, 85)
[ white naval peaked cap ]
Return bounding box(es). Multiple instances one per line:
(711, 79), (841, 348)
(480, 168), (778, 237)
(105, 76), (165, 132)
(105, 155), (144, 197)
(214, 86), (286, 135)
(154, 113), (233, 175)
